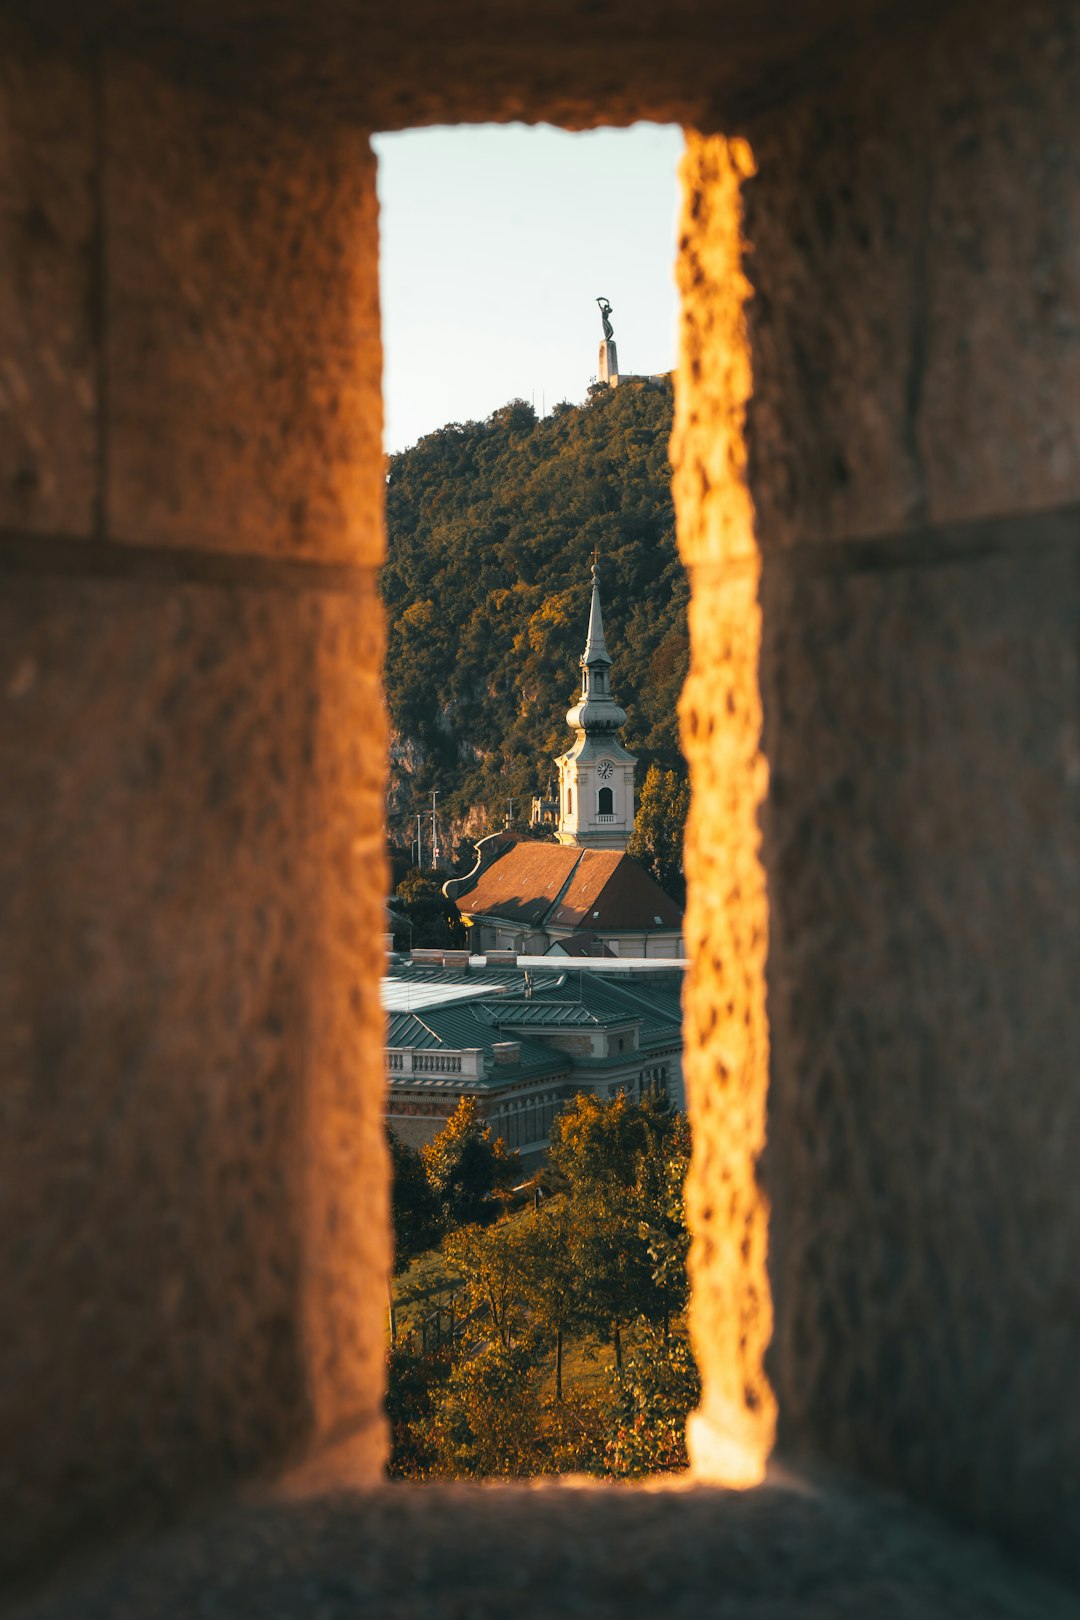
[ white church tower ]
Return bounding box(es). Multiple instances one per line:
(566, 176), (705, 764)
(555, 566), (637, 851)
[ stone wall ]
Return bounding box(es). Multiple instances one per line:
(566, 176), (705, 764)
(1, 33), (389, 1578)
(680, 0), (1080, 1574)
(756, 11), (1080, 1570)
(3, 0), (1079, 1595)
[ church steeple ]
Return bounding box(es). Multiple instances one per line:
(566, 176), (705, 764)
(555, 567), (637, 850)
(565, 565), (628, 739)
(583, 565), (611, 662)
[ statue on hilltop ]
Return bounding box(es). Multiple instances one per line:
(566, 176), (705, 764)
(596, 297), (614, 343)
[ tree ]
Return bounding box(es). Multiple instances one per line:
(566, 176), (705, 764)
(549, 1095), (654, 1371)
(514, 1202), (583, 1402)
(387, 1126), (440, 1271)
(444, 1219), (529, 1352)
(547, 1092), (651, 1195)
(627, 763), (689, 906)
(421, 1097), (520, 1230)
(393, 868), (466, 949)
(603, 1324), (701, 1478)
(390, 1094), (696, 1482)
(549, 1093), (689, 1367)
(422, 1342), (542, 1479)
(631, 1108), (692, 1340)
(385, 1333), (449, 1479)
(565, 1189), (652, 1374)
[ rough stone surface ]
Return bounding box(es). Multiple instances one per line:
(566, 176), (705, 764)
(20, 1), (944, 132)
(674, 70), (1080, 1586)
(5, 0), (1080, 1602)
(0, 28), (97, 538)
(673, 136), (759, 573)
(728, 0), (1080, 1579)
(7, 1475), (1077, 1620)
(106, 60), (383, 563)
(674, 135), (775, 1485)
(759, 533), (1080, 1573)
(679, 562), (776, 1488)
(0, 571), (389, 1581)
(743, 1), (1080, 547)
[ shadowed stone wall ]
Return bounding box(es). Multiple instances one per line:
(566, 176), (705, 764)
(742, 1), (1079, 1574)
(1, 31), (389, 1578)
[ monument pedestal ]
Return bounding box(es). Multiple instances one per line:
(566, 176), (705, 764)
(598, 339), (619, 384)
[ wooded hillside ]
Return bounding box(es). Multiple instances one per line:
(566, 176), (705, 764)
(381, 380), (686, 861)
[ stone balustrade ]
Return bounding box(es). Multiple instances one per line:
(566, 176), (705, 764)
(386, 1048), (485, 1079)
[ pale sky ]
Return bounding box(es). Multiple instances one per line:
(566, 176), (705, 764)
(373, 124), (684, 455)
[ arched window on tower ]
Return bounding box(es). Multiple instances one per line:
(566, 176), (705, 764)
(598, 786), (614, 816)
(567, 787), (573, 815)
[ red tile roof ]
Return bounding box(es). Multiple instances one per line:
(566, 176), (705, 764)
(455, 840), (682, 934)
(455, 842), (584, 926)
(552, 850), (683, 932)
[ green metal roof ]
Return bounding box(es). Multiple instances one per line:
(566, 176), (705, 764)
(383, 962), (682, 1081)
(530, 972), (681, 1030)
(386, 1001), (566, 1088)
(482, 1000), (607, 1028)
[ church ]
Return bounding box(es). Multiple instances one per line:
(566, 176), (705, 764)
(444, 567), (684, 959)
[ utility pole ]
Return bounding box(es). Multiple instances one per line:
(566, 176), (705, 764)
(415, 811), (423, 871)
(506, 796), (516, 829)
(430, 788), (439, 870)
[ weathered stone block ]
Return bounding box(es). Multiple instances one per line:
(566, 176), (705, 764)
(759, 533), (1080, 1571)
(104, 62), (383, 563)
(0, 30), (97, 537)
(744, 2), (1080, 546)
(0, 568), (389, 1579)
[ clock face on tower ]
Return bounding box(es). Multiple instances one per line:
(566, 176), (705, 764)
(597, 760), (614, 781)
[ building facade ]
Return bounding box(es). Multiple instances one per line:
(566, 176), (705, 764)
(383, 958), (684, 1164)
